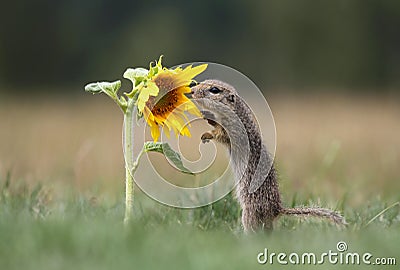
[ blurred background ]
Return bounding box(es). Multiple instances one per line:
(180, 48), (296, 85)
(1, 0), (400, 93)
(0, 0), (399, 207)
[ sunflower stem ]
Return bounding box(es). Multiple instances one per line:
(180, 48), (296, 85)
(123, 98), (137, 226)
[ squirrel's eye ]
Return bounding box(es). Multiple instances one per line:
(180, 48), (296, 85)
(209, 87), (222, 94)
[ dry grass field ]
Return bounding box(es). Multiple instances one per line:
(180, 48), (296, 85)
(1, 93), (399, 202)
(0, 92), (399, 269)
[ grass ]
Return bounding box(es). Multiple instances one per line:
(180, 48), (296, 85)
(0, 94), (400, 269)
(1, 175), (399, 270)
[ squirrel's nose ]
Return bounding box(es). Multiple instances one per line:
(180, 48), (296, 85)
(189, 81), (198, 88)
(185, 81), (198, 99)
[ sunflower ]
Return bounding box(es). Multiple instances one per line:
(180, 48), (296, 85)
(136, 58), (207, 141)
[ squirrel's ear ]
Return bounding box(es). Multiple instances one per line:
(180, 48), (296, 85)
(228, 94), (235, 103)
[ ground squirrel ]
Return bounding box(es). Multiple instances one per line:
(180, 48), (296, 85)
(191, 79), (346, 232)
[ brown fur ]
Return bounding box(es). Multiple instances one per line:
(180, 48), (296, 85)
(191, 79), (346, 232)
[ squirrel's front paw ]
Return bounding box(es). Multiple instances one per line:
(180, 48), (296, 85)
(201, 132), (214, 143)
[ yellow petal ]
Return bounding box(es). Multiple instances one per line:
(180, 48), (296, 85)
(181, 99), (202, 117)
(146, 81), (160, 96)
(164, 113), (183, 136)
(151, 124), (160, 142)
(177, 86), (191, 94)
(176, 64), (208, 85)
(180, 125), (191, 137)
(143, 106), (155, 121)
(162, 116), (172, 131)
(137, 81), (159, 112)
(162, 125), (171, 139)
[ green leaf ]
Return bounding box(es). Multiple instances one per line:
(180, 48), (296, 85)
(162, 143), (193, 174)
(123, 68), (149, 98)
(143, 142), (193, 174)
(123, 68), (148, 87)
(84, 82), (103, 94)
(84, 80), (126, 111)
(99, 81), (121, 96)
(84, 81), (121, 97)
(144, 141), (164, 154)
(118, 96), (128, 108)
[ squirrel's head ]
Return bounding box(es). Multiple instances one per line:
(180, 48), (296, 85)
(190, 79), (237, 109)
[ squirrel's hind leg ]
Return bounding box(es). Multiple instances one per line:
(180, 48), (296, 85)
(242, 207), (273, 233)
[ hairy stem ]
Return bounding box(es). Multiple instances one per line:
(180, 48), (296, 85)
(124, 165), (134, 225)
(123, 99), (137, 225)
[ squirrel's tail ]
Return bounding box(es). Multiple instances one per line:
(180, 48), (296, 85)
(281, 207), (347, 225)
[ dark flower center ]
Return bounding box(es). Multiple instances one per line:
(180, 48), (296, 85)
(147, 89), (179, 117)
